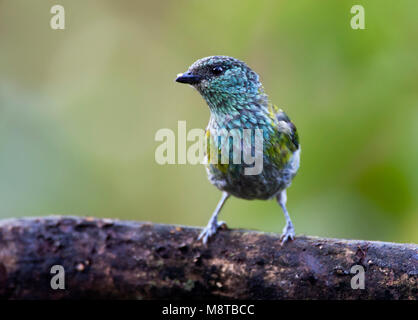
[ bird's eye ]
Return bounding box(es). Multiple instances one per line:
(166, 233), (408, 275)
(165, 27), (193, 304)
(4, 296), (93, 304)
(212, 66), (224, 75)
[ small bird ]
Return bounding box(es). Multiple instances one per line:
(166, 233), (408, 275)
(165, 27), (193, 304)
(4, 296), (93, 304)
(175, 56), (300, 244)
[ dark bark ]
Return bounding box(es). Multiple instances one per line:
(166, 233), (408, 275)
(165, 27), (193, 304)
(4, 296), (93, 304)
(0, 216), (416, 299)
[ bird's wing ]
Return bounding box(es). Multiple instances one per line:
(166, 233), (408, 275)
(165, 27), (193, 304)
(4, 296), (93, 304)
(265, 104), (299, 168)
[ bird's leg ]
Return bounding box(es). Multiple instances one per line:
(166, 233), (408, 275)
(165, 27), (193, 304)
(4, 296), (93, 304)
(276, 189), (295, 244)
(198, 192), (230, 244)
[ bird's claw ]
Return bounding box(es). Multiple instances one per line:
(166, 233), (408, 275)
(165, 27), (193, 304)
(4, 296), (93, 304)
(280, 222), (295, 245)
(198, 220), (227, 244)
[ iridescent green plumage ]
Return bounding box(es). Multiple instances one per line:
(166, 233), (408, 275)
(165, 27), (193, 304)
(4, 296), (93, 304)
(176, 56), (300, 244)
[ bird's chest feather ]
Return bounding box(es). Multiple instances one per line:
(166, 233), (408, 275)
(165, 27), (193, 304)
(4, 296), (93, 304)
(204, 114), (297, 200)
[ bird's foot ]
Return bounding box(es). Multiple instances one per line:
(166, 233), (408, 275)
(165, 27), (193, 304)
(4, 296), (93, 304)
(280, 222), (295, 245)
(197, 220), (227, 244)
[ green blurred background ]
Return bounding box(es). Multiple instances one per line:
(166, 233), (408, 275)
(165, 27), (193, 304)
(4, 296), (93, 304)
(0, 0), (417, 243)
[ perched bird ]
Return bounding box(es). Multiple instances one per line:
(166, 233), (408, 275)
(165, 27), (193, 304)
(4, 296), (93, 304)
(175, 56), (300, 244)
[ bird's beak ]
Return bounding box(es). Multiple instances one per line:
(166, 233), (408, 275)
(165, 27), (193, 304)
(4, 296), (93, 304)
(175, 72), (201, 85)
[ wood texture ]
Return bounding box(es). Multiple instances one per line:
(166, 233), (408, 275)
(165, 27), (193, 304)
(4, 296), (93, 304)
(0, 216), (416, 299)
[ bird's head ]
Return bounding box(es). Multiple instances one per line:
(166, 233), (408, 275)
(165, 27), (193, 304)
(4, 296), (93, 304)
(176, 56), (267, 113)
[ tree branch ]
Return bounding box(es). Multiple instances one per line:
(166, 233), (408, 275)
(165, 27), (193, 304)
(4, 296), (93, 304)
(0, 216), (416, 299)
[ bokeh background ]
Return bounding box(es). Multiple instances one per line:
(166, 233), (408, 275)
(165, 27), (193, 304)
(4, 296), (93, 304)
(0, 0), (417, 243)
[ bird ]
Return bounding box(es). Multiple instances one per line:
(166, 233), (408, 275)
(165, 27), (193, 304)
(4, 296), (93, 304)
(175, 56), (300, 244)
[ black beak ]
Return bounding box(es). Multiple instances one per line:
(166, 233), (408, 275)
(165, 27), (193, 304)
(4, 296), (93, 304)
(175, 72), (201, 85)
